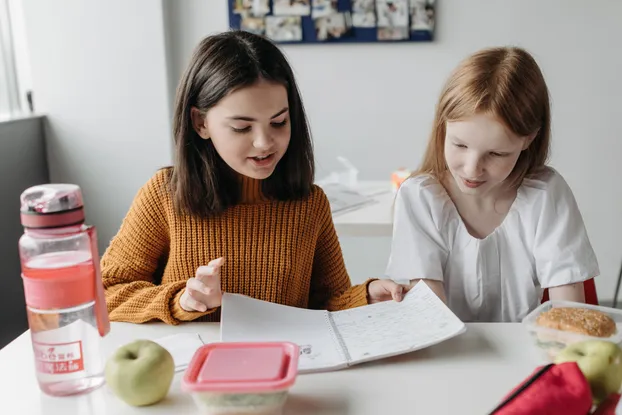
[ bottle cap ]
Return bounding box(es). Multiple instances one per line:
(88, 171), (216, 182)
(20, 184), (85, 229)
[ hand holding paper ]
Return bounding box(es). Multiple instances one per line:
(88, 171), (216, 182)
(367, 279), (408, 303)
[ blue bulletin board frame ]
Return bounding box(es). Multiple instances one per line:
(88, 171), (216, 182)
(228, 0), (436, 44)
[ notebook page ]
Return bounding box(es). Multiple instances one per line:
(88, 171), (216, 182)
(220, 293), (347, 373)
(330, 281), (466, 365)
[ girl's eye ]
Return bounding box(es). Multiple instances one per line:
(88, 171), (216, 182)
(454, 143), (467, 148)
(271, 119), (288, 128)
(490, 152), (507, 157)
(231, 126), (251, 133)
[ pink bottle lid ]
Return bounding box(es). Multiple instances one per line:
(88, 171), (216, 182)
(20, 184), (85, 229)
(182, 342), (299, 393)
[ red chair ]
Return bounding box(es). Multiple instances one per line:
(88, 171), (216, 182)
(541, 278), (599, 305)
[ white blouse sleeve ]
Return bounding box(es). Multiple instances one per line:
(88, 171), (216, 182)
(533, 171), (600, 288)
(384, 177), (448, 282)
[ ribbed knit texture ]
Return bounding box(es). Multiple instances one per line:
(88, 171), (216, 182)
(101, 169), (372, 325)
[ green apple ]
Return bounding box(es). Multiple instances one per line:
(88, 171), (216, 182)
(554, 340), (622, 404)
(105, 339), (175, 406)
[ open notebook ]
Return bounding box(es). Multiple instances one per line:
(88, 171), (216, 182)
(220, 281), (467, 373)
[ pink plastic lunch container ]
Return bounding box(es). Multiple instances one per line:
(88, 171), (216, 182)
(182, 341), (299, 415)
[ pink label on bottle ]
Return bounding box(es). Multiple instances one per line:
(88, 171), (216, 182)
(33, 340), (84, 374)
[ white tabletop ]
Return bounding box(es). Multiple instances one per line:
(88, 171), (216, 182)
(331, 181), (394, 237)
(0, 322), (547, 415)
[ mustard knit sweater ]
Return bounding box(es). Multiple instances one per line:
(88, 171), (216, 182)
(101, 169), (372, 324)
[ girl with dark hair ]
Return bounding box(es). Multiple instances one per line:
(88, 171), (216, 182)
(101, 30), (406, 325)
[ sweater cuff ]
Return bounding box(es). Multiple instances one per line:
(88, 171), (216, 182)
(349, 278), (377, 308)
(170, 288), (219, 322)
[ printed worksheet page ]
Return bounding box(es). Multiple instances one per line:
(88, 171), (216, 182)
(220, 293), (347, 373)
(330, 281), (467, 365)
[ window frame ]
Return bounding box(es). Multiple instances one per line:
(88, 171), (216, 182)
(0, 0), (22, 120)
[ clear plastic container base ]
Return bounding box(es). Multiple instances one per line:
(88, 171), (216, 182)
(190, 391), (288, 415)
(522, 300), (622, 361)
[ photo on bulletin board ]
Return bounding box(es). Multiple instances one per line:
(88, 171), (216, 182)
(228, 0), (436, 44)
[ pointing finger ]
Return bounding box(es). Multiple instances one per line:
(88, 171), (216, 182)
(208, 257), (225, 267)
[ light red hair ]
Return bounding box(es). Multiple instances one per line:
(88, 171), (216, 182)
(414, 46), (551, 188)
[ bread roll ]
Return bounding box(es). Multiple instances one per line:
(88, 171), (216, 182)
(536, 307), (616, 338)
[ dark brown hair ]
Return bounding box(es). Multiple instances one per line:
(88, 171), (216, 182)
(414, 46), (551, 188)
(170, 30), (314, 217)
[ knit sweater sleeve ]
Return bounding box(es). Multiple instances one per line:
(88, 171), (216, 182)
(308, 187), (374, 311)
(101, 170), (215, 325)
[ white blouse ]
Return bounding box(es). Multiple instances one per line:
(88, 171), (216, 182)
(385, 167), (600, 322)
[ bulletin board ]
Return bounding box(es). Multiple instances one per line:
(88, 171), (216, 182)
(228, 0), (436, 44)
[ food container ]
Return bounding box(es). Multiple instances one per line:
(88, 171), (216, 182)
(182, 342), (299, 415)
(522, 300), (622, 360)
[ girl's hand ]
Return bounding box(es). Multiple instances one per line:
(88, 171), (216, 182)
(179, 257), (225, 312)
(367, 279), (409, 304)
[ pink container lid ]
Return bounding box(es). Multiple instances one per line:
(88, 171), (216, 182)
(182, 342), (299, 393)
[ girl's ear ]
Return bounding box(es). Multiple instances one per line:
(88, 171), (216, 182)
(522, 128), (539, 150)
(191, 107), (210, 139)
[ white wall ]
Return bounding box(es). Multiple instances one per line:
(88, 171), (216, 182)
(20, 0), (173, 251)
(166, 0), (622, 298)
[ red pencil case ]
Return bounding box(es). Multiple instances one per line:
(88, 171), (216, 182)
(488, 362), (593, 415)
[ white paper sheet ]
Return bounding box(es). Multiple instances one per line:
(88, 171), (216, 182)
(220, 294), (346, 373)
(331, 281), (467, 364)
(153, 332), (205, 371)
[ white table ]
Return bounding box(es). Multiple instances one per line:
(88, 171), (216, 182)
(331, 181), (394, 237)
(0, 322), (547, 415)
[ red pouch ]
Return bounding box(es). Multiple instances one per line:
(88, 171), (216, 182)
(488, 362), (593, 415)
(592, 393), (621, 415)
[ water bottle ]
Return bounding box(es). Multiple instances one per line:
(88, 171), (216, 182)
(18, 184), (110, 397)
